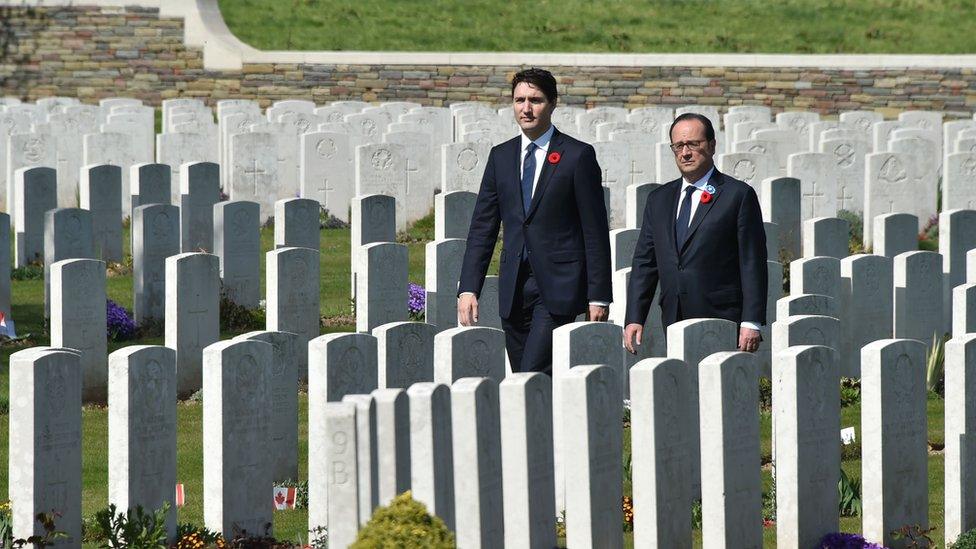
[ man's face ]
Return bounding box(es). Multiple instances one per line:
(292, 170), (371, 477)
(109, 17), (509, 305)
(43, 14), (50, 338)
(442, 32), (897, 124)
(512, 82), (555, 136)
(670, 119), (716, 179)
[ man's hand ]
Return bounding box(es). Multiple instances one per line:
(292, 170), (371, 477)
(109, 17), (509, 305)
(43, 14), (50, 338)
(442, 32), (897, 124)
(588, 304), (608, 322)
(457, 293), (479, 326)
(738, 327), (762, 353)
(623, 323), (644, 354)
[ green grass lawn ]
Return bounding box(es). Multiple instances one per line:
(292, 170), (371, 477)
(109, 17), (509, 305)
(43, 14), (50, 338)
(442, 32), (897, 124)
(218, 0), (976, 54)
(0, 217), (953, 547)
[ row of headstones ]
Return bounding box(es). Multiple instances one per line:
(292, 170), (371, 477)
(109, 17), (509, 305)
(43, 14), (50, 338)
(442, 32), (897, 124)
(10, 320), (976, 547)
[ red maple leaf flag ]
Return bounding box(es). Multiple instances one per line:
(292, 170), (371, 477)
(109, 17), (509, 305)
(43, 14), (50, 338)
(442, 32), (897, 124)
(272, 486), (297, 510)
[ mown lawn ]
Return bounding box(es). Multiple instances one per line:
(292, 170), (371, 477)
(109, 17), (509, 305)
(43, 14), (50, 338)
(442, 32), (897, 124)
(0, 216), (951, 547)
(218, 0), (976, 54)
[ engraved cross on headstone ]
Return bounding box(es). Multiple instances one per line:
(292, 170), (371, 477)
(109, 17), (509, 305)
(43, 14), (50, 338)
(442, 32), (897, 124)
(317, 178), (335, 209)
(243, 159), (265, 196)
(837, 185), (855, 211)
(404, 158), (419, 195)
(628, 160), (643, 186)
(602, 167), (618, 188)
(803, 180), (825, 217)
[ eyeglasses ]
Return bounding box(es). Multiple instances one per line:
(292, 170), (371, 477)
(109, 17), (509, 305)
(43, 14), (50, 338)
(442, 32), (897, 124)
(670, 140), (706, 153)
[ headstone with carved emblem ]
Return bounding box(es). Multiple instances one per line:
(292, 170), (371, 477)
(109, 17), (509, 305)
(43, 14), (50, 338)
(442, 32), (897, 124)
(873, 213), (917, 259)
(407, 382), (455, 530)
(51, 258), (106, 401)
(229, 132), (279, 221)
(274, 197), (320, 251)
(156, 133), (219, 205)
(717, 152), (773, 198)
(356, 143), (408, 231)
(861, 338), (928, 547)
(435, 190), (476, 240)
(819, 136), (869, 214)
(499, 372), (557, 548)
(309, 332), (379, 402)
(425, 238), (466, 333)
(894, 251), (943, 352)
(214, 200), (260, 308)
(165, 252), (219, 397)
(434, 326), (505, 384)
(699, 351), (762, 547)
(786, 152), (839, 221)
(83, 132), (137, 217)
(202, 339), (274, 538)
(133, 204), (179, 325)
(451, 376), (505, 548)
(356, 242), (408, 332)
(944, 152), (976, 212)
(840, 254), (894, 378)
(9, 347), (82, 545)
(179, 162), (219, 253)
(6, 132), (56, 214)
(442, 141), (490, 194)
(374, 321), (436, 389)
(43, 207), (94, 317)
(561, 364), (624, 548)
(267, 246), (320, 375)
(773, 345), (840, 546)
(667, 318), (739, 498)
(383, 131), (435, 223)
(233, 330), (300, 482)
(864, 152), (917, 248)
(108, 345), (178, 540)
(790, 256), (841, 301)
(301, 131), (353, 223)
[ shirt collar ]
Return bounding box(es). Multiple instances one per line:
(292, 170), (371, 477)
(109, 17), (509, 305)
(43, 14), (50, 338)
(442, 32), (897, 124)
(682, 166), (715, 190)
(520, 124), (556, 153)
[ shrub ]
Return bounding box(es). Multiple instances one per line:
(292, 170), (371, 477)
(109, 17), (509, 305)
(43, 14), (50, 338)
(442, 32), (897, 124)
(951, 528), (976, 548)
(0, 501), (68, 547)
(352, 491), (454, 548)
(106, 300), (137, 341)
(926, 332), (949, 396)
(320, 207), (349, 229)
(93, 503), (169, 548)
(840, 377), (861, 408)
(219, 289), (265, 332)
(838, 469), (862, 517)
(10, 263), (43, 280)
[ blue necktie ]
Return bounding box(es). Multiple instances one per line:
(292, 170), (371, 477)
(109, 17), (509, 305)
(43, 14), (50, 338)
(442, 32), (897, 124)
(521, 143), (538, 214)
(675, 185), (698, 249)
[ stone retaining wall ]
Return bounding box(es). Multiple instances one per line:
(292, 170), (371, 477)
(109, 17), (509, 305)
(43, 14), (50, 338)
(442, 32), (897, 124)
(2, 5), (976, 116)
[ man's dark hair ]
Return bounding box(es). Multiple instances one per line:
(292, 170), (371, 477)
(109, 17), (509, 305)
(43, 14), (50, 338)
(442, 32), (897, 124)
(511, 68), (558, 104)
(669, 112), (716, 142)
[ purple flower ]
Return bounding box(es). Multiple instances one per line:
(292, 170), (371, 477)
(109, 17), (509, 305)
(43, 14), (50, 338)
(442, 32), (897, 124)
(408, 283), (426, 318)
(106, 299), (136, 341)
(820, 532), (887, 549)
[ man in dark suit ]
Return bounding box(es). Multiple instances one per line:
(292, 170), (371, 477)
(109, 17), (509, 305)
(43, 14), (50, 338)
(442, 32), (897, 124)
(457, 68), (612, 374)
(623, 113), (767, 354)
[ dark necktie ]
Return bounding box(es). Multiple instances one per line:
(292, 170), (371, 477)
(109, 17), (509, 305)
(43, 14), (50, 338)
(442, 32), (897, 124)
(521, 143), (538, 214)
(675, 185), (698, 249)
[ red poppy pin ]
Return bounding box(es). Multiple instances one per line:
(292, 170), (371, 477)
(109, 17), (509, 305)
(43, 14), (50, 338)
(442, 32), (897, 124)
(548, 151), (561, 164)
(700, 191), (713, 204)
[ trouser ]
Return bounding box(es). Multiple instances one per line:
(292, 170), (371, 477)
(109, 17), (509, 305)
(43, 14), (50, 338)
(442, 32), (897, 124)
(500, 260), (577, 375)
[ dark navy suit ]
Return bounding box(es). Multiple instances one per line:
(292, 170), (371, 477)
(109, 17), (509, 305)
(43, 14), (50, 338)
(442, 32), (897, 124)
(458, 127), (612, 373)
(625, 169), (767, 330)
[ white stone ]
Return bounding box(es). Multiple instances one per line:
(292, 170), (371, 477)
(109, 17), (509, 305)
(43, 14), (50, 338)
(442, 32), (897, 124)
(760, 176), (801, 260)
(873, 213), (917, 258)
(179, 162), (220, 253)
(108, 345), (177, 540)
(300, 131), (354, 222)
(274, 197), (320, 251)
(371, 388), (411, 506)
(630, 358), (692, 548)
(214, 200), (261, 308)
(434, 326), (506, 384)
(202, 339), (274, 538)
(267, 246), (320, 370)
(356, 143), (408, 230)
(802, 217), (849, 259)
(425, 238), (466, 332)
(133, 204), (180, 324)
(9, 347), (82, 545)
(309, 333), (379, 402)
(407, 382), (455, 530)
(165, 252), (220, 397)
(84, 132), (138, 216)
(861, 338), (928, 548)
(51, 258), (106, 402)
(230, 132), (279, 221)
(435, 190), (476, 240)
(561, 364), (623, 548)
(840, 254), (894, 378)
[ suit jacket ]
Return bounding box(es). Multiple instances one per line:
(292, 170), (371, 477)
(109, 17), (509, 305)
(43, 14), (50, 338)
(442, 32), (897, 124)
(458, 127), (612, 318)
(624, 168), (767, 329)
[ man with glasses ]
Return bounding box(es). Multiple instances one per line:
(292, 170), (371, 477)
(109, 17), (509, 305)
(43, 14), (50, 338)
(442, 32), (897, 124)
(623, 112), (767, 354)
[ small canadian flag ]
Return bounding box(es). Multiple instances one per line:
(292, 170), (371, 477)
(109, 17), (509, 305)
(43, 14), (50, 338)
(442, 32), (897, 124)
(273, 486), (297, 510)
(175, 484), (185, 507)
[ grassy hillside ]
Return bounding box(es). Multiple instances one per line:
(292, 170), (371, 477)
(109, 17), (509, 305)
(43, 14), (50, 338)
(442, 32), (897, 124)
(218, 0), (976, 54)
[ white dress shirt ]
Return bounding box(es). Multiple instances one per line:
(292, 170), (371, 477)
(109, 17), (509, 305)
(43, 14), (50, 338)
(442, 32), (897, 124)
(461, 124), (608, 309)
(675, 166), (761, 332)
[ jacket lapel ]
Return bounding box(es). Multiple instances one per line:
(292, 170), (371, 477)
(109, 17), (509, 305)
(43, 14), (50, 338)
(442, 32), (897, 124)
(510, 137), (525, 221)
(679, 168), (724, 254)
(663, 179), (681, 255)
(525, 128), (563, 220)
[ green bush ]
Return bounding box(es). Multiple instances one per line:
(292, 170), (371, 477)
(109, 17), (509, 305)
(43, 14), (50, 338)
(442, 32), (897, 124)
(951, 528), (976, 548)
(352, 491), (454, 548)
(93, 503), (169, 548)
